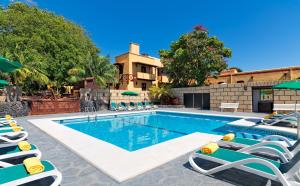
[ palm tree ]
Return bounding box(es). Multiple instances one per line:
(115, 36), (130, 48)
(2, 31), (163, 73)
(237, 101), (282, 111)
(86, 56), (118, 87)
(149, 85), (173, 105)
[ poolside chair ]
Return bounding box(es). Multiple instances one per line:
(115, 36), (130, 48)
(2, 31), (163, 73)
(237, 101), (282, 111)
(0, 119), (17, 126)
(110, 102), (119, 111)
(129, 102), (136, 111)
(189, 145), (300, 186)
(0, 160), (62, 186)
(0, 129), (28, 143)
(150, 102), (158, 109)
(260, 116), (297, 127)
(120, 102), (129, 111)
(137, 102), (144, 110)
(219, 134), (299, 161)
(0, 144), (42, 167)
(144, 102), (152, 110)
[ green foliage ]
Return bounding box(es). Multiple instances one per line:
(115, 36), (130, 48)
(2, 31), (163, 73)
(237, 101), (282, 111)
(160, 26), (232, 87)
(229, 67), (242, 72)
(149, 85), (173, 104)
(0, 3), (117, 92)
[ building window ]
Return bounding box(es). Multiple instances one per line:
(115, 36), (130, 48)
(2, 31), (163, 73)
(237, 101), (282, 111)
(237, 80), (244, 83)
(218, 82), (225, 84)
(142, 83), (147, 91)
(141, 66), (147, 73)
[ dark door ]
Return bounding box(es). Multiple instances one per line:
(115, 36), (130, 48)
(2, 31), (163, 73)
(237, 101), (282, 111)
(184, 93), (194, 108)
(184, 93), (210, 109)
(194, 94), (203, 108)
(202, 93), (210, 110)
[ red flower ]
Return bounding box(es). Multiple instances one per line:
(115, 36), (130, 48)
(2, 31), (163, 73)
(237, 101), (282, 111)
(194, 25), (207, 31)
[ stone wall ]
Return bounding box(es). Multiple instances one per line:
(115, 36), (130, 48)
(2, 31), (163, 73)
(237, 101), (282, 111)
(171, 81), (300, 112)
(110, 90), (150, 103)
(0, 101), (29, 117)
(80, 88), (150, 106)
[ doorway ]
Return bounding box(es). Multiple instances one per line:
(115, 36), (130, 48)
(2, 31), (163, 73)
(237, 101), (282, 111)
(184, 93), (210, 110)
(252, 87), (273, 113)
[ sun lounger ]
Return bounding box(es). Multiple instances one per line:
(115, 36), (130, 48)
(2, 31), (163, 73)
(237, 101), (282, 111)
(0, 144), (42, 167)
(219, 135), (299, 161)
(189, 146), (300, 186)
(126, 102), (135, 111)
(120, 102), (130, 111)
(144, 102), (152, 110)
(137, 102), (144, 110)
(149, 102), (158, 109)
(129, 102), (137, 111)
(260, 116), (297, 127)
(0, 129), (28, 143)
(0, 160), (62, 186)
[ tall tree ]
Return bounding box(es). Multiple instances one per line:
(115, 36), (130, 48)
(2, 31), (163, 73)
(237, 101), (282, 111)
(0, 3), (117, 92)
(160, 25), (232, 87)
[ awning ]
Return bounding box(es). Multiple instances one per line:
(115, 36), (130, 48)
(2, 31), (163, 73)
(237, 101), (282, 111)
(273, 80), (300, 90)
(0, 57), (23, 73)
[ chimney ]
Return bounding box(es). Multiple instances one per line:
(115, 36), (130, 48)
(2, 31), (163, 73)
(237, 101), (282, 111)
(129, 43), (140, 55)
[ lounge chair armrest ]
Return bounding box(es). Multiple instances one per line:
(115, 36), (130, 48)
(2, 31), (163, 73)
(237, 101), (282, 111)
(261, 135), (293, 147)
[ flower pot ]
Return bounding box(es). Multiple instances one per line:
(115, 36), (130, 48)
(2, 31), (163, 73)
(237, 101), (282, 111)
(169, 97), (179, 105)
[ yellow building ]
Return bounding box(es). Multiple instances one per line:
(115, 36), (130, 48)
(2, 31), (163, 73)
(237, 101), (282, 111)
(114, 43), (168, 91)
(207, 67), (300, 85)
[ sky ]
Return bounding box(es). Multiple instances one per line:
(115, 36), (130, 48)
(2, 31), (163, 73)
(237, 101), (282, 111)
(2, 0), (300, 71)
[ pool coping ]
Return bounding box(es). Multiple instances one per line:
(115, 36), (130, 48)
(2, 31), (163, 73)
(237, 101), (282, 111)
(28, 110), (296, 182)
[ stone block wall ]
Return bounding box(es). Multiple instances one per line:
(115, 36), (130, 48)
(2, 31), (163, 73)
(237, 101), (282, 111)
(110, 90), (150, 103)
(171, 81), (300, 112)
(273, 90), (300, 104)
(85, 89), (151, 104)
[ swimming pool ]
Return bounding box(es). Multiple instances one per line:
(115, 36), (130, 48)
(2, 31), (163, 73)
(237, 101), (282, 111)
(55, 111), (296, 151)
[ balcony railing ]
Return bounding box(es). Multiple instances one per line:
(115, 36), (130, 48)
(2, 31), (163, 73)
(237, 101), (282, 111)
(136, 72), (156, 81)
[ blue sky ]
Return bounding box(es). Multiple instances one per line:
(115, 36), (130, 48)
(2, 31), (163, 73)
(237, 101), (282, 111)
(2, 0), (300, 71)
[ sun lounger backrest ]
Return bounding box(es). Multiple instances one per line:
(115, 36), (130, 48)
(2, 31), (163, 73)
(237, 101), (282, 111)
(273, 104), (300, 111)
(111, 102), (117, 108)
(287, 139), (300, 151)
(120, 102), (126, 107)
(279, 150), (300, 174)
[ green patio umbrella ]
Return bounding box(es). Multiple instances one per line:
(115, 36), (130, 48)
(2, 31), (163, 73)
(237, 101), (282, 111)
(0, 79), (9, 89)
(121, 91), (139, 96)
(121, 91), (139, 103)
(0, 57), (23, 73)
(273, 80), (300, 138)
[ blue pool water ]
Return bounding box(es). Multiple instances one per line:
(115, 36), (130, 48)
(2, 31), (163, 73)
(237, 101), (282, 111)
(56, 112), (296, 151)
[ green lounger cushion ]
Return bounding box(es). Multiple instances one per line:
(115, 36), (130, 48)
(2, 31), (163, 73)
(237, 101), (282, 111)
(0, 144), (37, 155)
(228, 138), (286, 153)
(196, 148), (281, 175)
(0, 161), (55, 184)
(0, 129), (25, 133)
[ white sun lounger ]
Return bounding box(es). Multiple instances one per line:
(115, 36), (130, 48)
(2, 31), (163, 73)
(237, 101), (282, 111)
(189, 147), (300, 186)
(0, 130), (28, 143)
(0, 160), (62, 186)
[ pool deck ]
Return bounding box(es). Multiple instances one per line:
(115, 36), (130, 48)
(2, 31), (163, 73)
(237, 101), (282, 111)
(17, 108), (286, 186)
